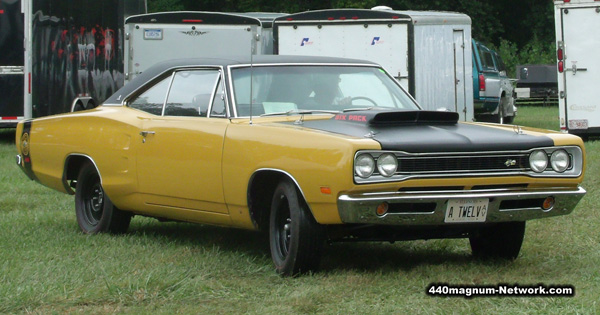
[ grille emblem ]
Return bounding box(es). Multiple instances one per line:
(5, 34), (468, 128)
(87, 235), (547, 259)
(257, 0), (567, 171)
(504, 159), (517, 167)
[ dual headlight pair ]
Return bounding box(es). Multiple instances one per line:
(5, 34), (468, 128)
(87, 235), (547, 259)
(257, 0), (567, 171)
(355, 153), (397, 178)
(529, 149), (570, 173)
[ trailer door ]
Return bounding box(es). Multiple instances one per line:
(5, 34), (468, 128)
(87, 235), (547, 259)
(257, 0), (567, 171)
(126, 23), (258, 81)
(0, 0), (24, 125)
(277, 22), (410, 90)
(560, 6), (600, 132)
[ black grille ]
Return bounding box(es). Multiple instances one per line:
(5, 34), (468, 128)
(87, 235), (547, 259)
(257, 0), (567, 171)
(395, 154), (530, 174)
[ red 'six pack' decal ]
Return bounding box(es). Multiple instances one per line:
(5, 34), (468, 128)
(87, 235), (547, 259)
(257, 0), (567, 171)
(334, 114), (367, 122)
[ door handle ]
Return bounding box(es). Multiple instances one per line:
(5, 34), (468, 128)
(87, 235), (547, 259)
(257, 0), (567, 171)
(140, 131), (155, 143)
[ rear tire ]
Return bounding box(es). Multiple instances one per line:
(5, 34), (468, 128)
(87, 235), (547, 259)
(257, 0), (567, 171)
(269, 179), (325, 276)
(75, 162), (131, 234)
(469, 221), (525, 260)
(504, 115), (515, 124)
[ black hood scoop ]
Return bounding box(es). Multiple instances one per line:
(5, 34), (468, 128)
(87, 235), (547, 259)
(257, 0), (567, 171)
(332, 110), (459, 126)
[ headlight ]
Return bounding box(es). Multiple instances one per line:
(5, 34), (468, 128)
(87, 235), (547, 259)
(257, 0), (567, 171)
(355, 154), (375, 178)
(550, 149), (570, 173)
(529, 150), (548, 173)
(377, 153), (398, 177)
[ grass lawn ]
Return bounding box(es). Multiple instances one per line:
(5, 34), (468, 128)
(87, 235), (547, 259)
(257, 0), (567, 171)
(1, 106), (598, 313)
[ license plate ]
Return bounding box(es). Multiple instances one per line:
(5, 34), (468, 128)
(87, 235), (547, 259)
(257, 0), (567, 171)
(144, 29), (163, 40)
(568, 119), (588, 130)
(444, 198), (489, 223)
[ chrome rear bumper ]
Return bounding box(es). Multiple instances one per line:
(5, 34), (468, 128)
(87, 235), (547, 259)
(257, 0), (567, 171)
(338, 187), (586, 225)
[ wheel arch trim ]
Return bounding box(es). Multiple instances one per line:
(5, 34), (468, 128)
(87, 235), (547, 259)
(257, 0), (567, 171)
(62, 154), (102, 195)
(247, 168), (315, 228)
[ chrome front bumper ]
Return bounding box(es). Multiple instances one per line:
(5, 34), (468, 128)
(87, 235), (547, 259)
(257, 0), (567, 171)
(337, 187), (586, 225)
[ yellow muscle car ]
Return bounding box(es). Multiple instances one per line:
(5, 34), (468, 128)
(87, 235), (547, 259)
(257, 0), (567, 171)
(16, 56), (586, 276)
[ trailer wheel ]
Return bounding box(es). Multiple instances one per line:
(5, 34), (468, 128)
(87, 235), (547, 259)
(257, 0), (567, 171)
(85, 100), (97, 110)
(469, 221), (525, 260)
(75, 162), (132, 234)
(73, 101), (85, 112)
(269, 179), (325, 276)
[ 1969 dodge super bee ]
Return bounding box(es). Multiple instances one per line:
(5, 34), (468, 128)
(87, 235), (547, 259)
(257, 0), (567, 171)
(16, 56), (586, 276)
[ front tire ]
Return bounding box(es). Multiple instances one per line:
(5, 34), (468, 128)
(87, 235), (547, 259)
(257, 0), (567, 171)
(469, 221), (526, 260)
(75, 162), (131, 234)
(269, 179), (325, 276)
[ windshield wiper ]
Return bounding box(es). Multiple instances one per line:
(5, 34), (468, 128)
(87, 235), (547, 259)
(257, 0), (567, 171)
(260, 110), (339, 117)
(342, 107), (375, 112)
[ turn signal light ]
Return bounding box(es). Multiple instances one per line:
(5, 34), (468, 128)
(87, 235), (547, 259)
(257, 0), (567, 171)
(542, 197), (555, 211)
(320, 187), (332, 195)
(376, 202), (389, 216)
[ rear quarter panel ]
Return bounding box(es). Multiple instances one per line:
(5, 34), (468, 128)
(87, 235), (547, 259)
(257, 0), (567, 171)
(17, 107), (142, 202)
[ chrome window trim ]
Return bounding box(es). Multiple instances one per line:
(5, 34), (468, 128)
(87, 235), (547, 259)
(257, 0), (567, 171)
(353, 146), (584, 184)
(207, 70), (230, 118)
(121, 66), (225, 109)
(160, 72), (177, 116)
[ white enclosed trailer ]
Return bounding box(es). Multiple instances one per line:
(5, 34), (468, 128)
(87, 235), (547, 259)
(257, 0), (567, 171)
(274, 8), (474, 121)
(554, 0), (600, 136)
(124, 11), (286, 82)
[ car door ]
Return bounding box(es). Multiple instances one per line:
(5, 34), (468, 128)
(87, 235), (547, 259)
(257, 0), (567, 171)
(130, 68), (230, 214)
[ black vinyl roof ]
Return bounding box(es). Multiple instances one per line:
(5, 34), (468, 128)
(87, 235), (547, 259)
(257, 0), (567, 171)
(104, 55), (379, 105)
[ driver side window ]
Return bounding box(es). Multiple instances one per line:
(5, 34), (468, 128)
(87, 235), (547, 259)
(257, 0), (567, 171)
(164, 70), (220, 117)
(129, 76), (171, 115)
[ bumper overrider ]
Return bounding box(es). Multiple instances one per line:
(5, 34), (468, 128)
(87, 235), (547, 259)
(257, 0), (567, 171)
(337, 187), (586, 225)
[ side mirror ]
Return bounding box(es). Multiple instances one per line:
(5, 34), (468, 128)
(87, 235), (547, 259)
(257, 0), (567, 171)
(519, 67), (529, 79)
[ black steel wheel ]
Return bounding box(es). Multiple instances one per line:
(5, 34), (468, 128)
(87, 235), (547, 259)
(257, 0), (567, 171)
(75, 162), (131, 234)
(269, 179), (325, 276)
(469, 221), (526, 260)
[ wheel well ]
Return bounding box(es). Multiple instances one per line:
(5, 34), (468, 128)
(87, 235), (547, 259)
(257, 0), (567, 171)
(63, 155), (97, 194)
(248, 170), (308, 231)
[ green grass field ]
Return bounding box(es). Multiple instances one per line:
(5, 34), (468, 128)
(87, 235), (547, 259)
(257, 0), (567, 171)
(1, 106), (598, 313)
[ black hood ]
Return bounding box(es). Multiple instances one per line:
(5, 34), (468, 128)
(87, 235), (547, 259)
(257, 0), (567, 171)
(295, 110), (553, 153)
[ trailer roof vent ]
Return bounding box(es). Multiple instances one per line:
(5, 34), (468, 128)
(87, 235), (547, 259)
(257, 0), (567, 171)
(372, 6), (393, 11)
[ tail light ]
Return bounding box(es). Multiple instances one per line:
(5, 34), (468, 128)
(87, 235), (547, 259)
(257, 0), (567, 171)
(557, 41), (564, 73)
(558, 61), (564, 73)
(479, 74), (486, 91)
(557, 48), (563, 61)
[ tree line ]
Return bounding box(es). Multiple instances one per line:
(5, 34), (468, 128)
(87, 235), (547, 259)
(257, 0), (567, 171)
(148, 0), (557, 76)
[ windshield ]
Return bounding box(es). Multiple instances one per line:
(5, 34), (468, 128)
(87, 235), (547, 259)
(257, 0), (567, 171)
(231, 65), (420, 117)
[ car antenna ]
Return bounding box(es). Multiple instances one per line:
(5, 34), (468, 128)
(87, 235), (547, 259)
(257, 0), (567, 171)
(249, 32), (254, 126)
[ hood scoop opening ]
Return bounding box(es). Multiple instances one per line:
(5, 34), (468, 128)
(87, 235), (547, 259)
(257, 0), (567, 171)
(332, 110), (459, 126)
